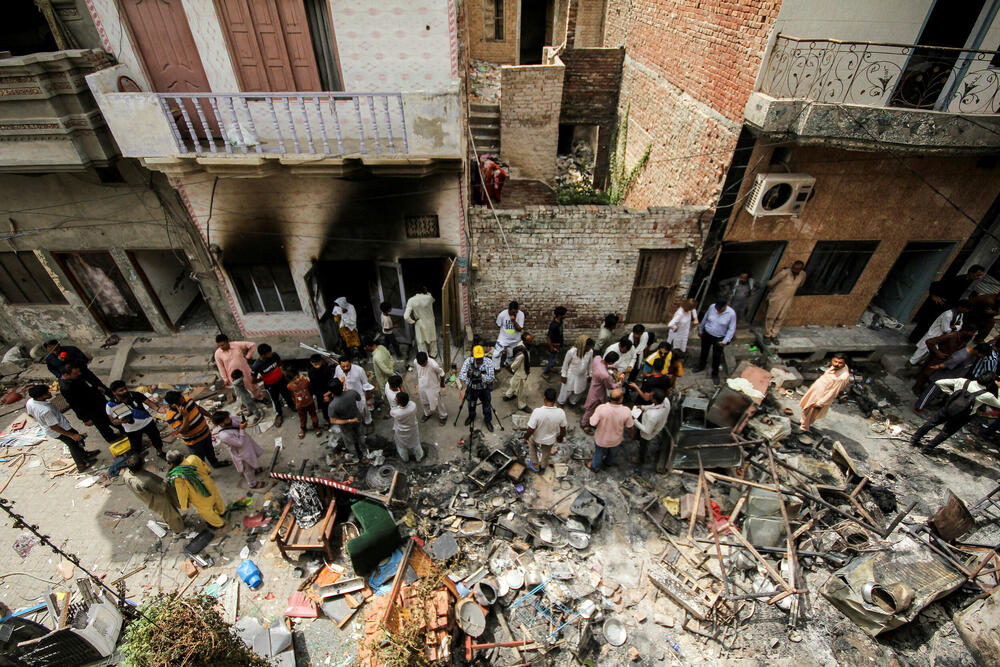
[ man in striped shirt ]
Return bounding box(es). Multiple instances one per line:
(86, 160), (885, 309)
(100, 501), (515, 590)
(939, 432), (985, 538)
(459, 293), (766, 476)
(164, 391), (230, 468)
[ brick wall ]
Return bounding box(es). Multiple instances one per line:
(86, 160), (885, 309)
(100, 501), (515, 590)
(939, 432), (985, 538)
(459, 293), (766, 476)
(602, 0), (780, 208)
(500, 60), (565, 182)
(466, 0), (520, 63)
(723, 143), (999, 326)
(573, 0), (606, 47)
(560, 48), (623, 124)
(469, 204), (709, 337)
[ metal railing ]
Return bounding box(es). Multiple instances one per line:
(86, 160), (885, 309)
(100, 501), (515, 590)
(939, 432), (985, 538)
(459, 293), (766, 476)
(156, 92), (410, 156)
(758, 34), (1000, 114)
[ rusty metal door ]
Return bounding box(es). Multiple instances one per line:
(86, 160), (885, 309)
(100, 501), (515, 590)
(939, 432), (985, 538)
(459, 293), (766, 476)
(627, 250), (685, 323)
(120, 0), (212, 94)
(216, 0), (321, 92)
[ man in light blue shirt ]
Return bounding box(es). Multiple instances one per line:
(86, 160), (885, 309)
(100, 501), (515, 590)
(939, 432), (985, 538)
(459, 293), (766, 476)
(694, 298), (737, 384)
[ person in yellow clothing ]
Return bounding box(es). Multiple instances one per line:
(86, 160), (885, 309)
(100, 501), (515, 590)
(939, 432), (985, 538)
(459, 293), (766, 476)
(165, 450), (226, 528)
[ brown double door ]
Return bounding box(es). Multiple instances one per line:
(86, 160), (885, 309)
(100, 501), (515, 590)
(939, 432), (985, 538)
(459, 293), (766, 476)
(627, 249), (686, 324)
(215, 0), (322, 92)
(119, 0), (212, 94)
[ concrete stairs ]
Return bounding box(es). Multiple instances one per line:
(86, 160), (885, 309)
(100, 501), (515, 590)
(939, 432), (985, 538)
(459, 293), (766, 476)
(469, 103), (500, 155)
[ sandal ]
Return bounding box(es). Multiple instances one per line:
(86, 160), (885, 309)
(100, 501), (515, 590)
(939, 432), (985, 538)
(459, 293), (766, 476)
(250, 481), (267, 489)
(274, 415), (283, 427)
(583, 426), (595, 435)
(298, 430), (305, 439)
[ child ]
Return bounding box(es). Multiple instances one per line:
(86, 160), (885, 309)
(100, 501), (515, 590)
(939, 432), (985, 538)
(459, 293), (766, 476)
(211, 410), (265, 488)
(229, 369), (262, 423)
(380, 301), (401, 357)
(283, 364), (321, 438)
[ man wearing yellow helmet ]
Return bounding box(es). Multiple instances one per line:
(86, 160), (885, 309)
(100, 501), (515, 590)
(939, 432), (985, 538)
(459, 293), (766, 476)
(458, 345), (496, 432)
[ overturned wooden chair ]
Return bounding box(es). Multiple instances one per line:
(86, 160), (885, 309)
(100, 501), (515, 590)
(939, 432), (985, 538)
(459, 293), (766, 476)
(270, 485), (338, 562)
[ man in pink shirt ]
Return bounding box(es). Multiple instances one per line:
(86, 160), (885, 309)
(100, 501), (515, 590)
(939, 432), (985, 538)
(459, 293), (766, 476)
(581, 350), (623, 431)
(214, 334), (265, 401)
(587, 388), (634, 472)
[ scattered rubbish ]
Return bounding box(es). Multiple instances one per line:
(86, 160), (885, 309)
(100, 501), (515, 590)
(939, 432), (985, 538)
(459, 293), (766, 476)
(75, 476), (99, 489)
(237, 560), (263, 590)
(603, 617), (627, 646)
(146, 521), (166, 539)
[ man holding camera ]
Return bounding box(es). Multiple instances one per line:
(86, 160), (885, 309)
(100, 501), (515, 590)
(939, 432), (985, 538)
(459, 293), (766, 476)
(106, 380), (166, 458)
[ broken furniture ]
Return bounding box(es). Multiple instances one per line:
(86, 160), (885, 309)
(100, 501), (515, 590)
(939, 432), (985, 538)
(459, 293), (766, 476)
(346, 500), (403, 576)
(467, 449), (513, 489)
(271, 483), (339, 562)
(667, 428), (750, 471)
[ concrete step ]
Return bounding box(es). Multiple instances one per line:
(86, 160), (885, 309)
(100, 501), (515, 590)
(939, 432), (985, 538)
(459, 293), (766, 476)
(470, 103), (499, 113)
(472, 126), (500, 138)
(475, 143), (501, 154)
(469, 114), (499, 126)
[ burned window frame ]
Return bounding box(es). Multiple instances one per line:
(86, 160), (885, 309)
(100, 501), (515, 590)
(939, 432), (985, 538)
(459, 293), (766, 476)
(799, 240), (880, 296)
(404, 214), (440, 239)
(0, 251), (67, 305)
(226, 262), (302, 314)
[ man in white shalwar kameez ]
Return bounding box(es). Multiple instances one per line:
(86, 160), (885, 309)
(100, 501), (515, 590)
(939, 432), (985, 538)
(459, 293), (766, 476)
(404, 287), (439, 358)
(415, 351), (447, 423)
(558, 335), (594, 406)
(335, 357), (373, 425)
(390, 392), (423, 462)
(909, 301), (970, 366)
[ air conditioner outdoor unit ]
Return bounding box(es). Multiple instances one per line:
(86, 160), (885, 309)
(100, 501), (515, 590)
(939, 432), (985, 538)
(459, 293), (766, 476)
(744, 173), (816, 217)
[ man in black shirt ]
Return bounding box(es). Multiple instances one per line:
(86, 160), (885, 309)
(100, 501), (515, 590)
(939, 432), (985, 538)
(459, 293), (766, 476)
(59, 363), (123, 443)
(44, 339), (109, 397)
(251, 343), (295, 427)
(541, 306), (567, 381)
(308, 353), (335, 427)
(629, 357), (673, 405)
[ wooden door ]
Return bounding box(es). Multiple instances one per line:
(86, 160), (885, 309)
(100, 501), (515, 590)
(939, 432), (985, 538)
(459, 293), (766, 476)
(627, 250), (685, 324)
(119, 0), (211, 94)
(216, 0), (321, 92)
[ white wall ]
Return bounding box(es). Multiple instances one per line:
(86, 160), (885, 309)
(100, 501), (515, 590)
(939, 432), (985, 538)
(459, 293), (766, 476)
(772, 0), (935, 43)
(131, 251), (200, 324)
(328, 0), (458, 90)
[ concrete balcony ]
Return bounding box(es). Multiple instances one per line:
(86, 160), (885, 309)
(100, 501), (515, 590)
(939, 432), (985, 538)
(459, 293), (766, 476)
(0, 49), (118, 172)
(86, 65), (462, 177)
(746, 34), (1000, 152)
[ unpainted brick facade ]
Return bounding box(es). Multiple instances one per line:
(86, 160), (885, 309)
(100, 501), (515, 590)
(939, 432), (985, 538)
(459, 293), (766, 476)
(500, 60), (565, 182)
(603, 0), (781, 207)
(465, 0), (520, 63)
(724, 143), (1000, 326)
(560, 47), (625, 187)
(469, 204), (709, 336)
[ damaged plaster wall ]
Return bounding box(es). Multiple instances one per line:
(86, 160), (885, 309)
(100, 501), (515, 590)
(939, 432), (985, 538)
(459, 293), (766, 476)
(173, 172), (465, 337)
(0, 162), (229, 346)
(722, 142), (1000, 326)
(468, 204), (709, 334)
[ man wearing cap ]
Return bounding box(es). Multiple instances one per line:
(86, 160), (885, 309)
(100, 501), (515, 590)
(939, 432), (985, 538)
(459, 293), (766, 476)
(459, 345), (496, 432)
(43, 339), (109, 397)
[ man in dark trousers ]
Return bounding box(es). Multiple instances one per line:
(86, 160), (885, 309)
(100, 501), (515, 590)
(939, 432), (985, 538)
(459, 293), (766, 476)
(26, 384), (100, 472)
(308, 353), (335, 427)
(106, 380), (165, 458)
(44, 339), (109, 397)
(251, 343), (295, 427)
(542, 306), (567, 381)
(58, 363), (123, 443)
(910, 265), (985, 343)
(911, 372), (1000, 452)
(458, 345), (496, 432)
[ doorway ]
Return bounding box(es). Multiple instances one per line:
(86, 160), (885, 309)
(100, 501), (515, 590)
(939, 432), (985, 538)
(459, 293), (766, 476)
(711, 241), (788, 322)
(627, 249), (686, 323)
(870, 241), (956, 322)
(891, 0), (988, 109)
(128, 250), (215, 332)
(519, 0), (548, 64)
(53, 251), (153, 333)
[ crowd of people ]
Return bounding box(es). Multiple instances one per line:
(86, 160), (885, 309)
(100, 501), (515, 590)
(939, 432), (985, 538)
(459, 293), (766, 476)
(22, 262), (1000, 533)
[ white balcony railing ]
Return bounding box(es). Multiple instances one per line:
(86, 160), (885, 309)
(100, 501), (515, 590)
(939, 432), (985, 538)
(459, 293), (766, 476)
(160, 92), (409, 156)
(758, 34), (1000, 115)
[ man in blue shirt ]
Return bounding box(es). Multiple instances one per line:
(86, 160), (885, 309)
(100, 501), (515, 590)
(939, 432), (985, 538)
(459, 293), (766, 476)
(694, 298), (737, 385)
(459, 345), (496, 432)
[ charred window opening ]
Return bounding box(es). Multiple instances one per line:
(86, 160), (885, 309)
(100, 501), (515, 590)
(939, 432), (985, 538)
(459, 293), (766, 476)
(405, 215), (440, 238)
(226, 262), (302, 313)
(0, 251), (66, 305)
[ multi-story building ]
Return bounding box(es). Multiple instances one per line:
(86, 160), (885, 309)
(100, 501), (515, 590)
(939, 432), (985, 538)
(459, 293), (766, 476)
(0, 1), (237, 346)
(83, 0), (467, 356)
(465, 0), (1000, 333)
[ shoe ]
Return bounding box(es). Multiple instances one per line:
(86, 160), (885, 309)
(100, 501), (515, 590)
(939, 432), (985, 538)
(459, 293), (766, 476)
(520, 406), (531, 413)
(76, 463), (92, 473)
(526, 458), (540, 473)
(464, 414), (474, 426)
(485, 422), (494, 432)
(541, 374), (552, 382)
(214, 460), (232, 468)
(421, 414), (432, 423)
(712, 375), (720, 385)
(502, 395), (514, 402)
(439, 417), (448, 426)
(274, 415), (283, 427)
